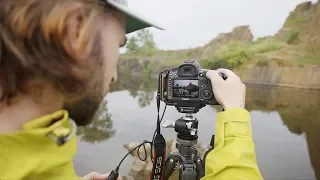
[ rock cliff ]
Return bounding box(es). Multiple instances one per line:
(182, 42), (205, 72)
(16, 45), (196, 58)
(305, 1), (320, 50)
(275, 1), (315, 42)
(200, 26), (254, 58)
(275, 0), (320, 51)
(234, 62), (320, 90)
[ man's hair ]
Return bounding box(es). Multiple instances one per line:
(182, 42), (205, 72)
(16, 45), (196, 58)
(0, 0), (107, 105)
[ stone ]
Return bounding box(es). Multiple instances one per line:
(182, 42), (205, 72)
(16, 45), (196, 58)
(130, 158), (147, 174)
(201, 26), (254, 58)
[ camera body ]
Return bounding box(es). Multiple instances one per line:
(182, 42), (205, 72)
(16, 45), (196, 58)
(158, 59), (219, 113)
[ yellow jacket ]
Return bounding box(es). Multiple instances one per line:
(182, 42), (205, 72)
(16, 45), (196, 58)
(0, 109), (262, 180)
(0, 110), (80, 180)
(202, 108), (263, 180)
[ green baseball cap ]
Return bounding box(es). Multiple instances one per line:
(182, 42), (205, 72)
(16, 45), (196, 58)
(107, 0), (165, 34)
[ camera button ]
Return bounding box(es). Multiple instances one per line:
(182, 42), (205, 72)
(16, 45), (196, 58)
(202, 90), (212, 99)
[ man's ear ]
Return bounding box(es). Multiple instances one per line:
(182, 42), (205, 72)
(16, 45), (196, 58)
(64, 9), (84, 58)
(64, 3), (99, 61)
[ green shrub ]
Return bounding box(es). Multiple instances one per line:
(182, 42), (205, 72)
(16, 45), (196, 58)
(285, 17), (307, 27)
(287, 30), (300, 44)
(199, 58), (210, 68)
(200, 42), (251, 69)
(200, 58), (228, 69)
(250, 39), (284, 53)
(214, 41), (250, 68)
(254, 37), (267, 43)
(256, 58), (269, 67)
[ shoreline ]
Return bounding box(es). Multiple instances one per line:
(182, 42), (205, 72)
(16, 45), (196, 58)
(244, 81), (320, 90)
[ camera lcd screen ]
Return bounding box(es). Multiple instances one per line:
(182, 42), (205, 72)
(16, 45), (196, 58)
(173, 80), (199, 98)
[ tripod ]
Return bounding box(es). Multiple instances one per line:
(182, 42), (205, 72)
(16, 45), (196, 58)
(162, 113), (205, 180)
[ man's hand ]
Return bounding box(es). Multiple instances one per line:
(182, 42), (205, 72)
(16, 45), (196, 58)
(82, 172), (122, 180)
(206, 68), (246, 110)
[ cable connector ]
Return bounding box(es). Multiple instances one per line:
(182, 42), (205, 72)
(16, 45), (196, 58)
(106, 167), (119, 180)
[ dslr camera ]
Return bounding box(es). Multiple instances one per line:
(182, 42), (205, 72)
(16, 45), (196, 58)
(158, 59), (220, 113)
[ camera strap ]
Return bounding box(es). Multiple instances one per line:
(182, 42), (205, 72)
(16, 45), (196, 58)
(150, 133), (166, 180)
(150, 77), (167, 180)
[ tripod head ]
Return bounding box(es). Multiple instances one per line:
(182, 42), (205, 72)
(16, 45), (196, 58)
(162, 110), (200, 158)
(162, 111), (199, 142)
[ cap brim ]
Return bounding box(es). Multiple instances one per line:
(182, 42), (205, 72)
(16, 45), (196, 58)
(107, 0), (165, 34)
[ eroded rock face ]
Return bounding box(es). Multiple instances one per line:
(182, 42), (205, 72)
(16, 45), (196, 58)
(305, 1), (320, 50)
(275, 1), (316, 43)
(201, 26), (253, 58)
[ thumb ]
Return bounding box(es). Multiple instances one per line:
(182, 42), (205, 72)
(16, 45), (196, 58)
(206, 70), (224, 84)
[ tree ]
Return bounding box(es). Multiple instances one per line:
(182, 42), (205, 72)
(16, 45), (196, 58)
(137, 29), (157, 53)
(76, 100), (116, 143)
(126, 36), (139, 52)
(125, 29), (157, 54)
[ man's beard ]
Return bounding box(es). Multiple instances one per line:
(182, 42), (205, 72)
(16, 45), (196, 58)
(64, 71), (106, 126)
(65, 95), (103, 126)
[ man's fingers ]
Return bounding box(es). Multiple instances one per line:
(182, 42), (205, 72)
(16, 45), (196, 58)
(101, 173), (122, 180)
(100, 172), (111, 179)
(206, 70), (224, 84)
(82, 172), (111, 180)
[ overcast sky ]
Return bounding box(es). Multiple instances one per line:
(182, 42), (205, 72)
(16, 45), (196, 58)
(122, 0), (317, 51)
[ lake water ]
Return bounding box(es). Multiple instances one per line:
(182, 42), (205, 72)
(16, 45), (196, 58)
(73, 77), (320, 180)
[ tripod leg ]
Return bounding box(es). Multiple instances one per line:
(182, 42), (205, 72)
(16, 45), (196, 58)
(195, 157), (204, 180)
(163, 157), (177, 180)
(202, 135), (215, 172)
(181, 164), (197, 180)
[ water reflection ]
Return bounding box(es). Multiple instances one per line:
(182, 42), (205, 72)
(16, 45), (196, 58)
(76, 100), (116, 143)
(75, 74), (320, 180)
(111, 73), (156, 107)
(246, 86), (320, 180)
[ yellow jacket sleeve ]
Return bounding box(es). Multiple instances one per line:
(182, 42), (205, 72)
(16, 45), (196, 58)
(201, 108), (263, 180)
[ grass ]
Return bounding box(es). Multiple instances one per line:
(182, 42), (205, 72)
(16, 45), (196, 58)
(250, 39), (285, 54)
(200, 39), (286, 69)
(120, 52), (145, 60)
(294, 55), (320, 65)
(161, 59), (183, 66)
(284, 17), (307, 27)
(199, 42), (250, 69)
(287, 30), (300, 44)
(256, 58), (270, 67)
(216, 42), (250, 67)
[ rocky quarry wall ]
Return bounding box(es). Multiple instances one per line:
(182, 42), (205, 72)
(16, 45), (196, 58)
(235, 63), (320, 90)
